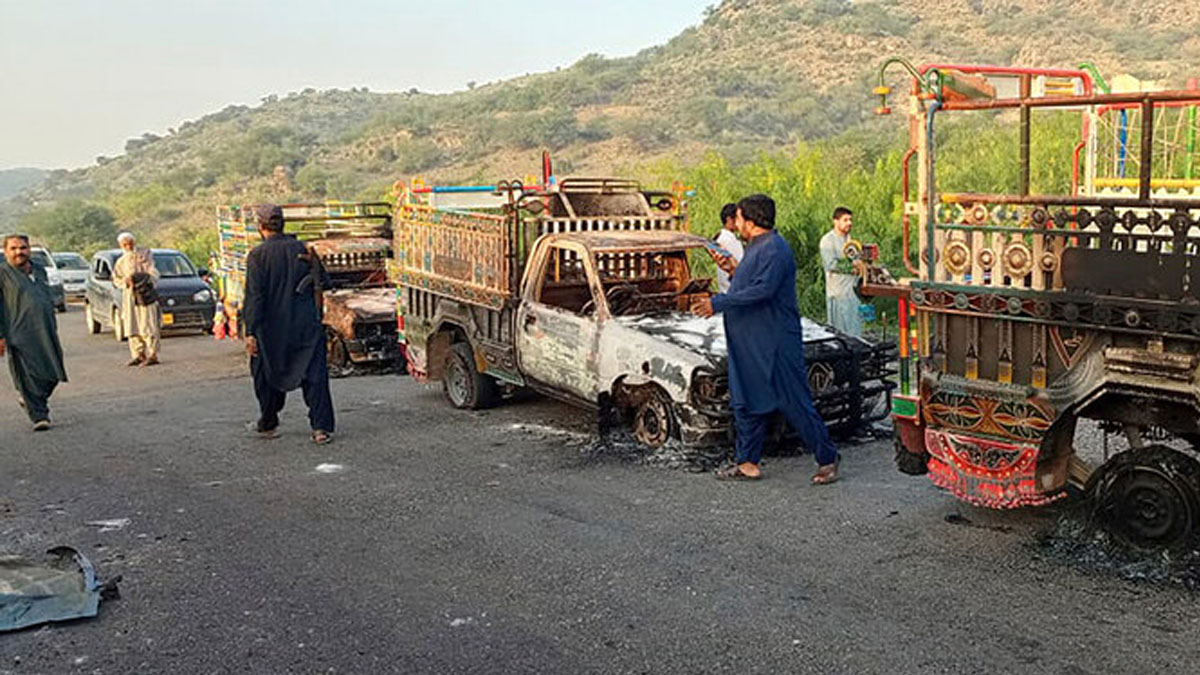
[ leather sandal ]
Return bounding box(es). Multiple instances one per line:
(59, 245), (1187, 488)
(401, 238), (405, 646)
(811, 462), (840, 485)
(715, 464), (761, 481)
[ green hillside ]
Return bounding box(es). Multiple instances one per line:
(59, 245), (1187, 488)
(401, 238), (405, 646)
(7, 0), (1199, 261)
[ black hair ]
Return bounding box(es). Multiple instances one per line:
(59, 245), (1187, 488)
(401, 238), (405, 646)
(833, 206), (853, 221)
(2, 233), (30, 247)
(736, 194), (775, 230)
(719, 203), (738, 224)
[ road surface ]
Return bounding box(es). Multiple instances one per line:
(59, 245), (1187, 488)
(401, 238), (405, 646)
(2, 306), (1197, 674)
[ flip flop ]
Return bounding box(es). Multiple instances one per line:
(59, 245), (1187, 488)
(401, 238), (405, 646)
(311, 430), (333, 445)
(715, 464), (761, 481)
(811, 463), (839, 485)
(245, 421), (279, 439)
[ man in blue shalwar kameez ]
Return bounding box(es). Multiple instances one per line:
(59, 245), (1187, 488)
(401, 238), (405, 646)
(693, 194), (840, 484)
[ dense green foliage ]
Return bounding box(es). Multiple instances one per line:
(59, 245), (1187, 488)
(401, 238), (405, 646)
(17, 199), (119, 256)
(646, 110), (1081, 319)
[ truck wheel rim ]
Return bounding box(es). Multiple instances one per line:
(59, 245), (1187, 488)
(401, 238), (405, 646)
(634, 397), (671, 448)
(1099, 465), (1195, 549)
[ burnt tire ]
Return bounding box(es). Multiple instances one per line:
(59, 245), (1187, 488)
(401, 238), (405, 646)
(444, 342), (498, 410)
(895, 435), (929, 476)
(1089, 445), (1200, 550)
(326, 329), (349, 369)
(631, 387), (676, 449)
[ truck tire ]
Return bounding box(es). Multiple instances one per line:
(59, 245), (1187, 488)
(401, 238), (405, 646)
(84, 303), (101, 335)
(444, 342), (498, 410)
(631, 386), (676, 449)
(1090, 445), (1200, 550)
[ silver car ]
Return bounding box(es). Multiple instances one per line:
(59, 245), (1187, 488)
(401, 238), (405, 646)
(52, 251), (90, 301)
(29, 246), (67, 313)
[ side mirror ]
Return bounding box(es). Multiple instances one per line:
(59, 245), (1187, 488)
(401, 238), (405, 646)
(93, 270), (110, 281)
(197, 268), (209, 277)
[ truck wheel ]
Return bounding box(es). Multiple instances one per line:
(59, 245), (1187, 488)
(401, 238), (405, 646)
(632, 388), (676, 449)
(1090, 445), (1200, 550)
(326, 330), (351, 378)
(111, 308), (126, 342)
(444, 342), (498, 410)
(894, 435), (929, 476)
(84, 303), (101, 335)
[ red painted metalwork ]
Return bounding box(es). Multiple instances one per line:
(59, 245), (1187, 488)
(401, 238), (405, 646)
(924, 429), (1064, 509)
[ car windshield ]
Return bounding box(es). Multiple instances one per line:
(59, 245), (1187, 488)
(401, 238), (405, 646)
(154, 253), (196, 278)
(29, 250), (54, 268)
(53, 253), (88, 270)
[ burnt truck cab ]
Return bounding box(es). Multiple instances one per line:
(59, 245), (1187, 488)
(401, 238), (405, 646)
(513, 230), (894, 446)
(396, 174), (892, 449)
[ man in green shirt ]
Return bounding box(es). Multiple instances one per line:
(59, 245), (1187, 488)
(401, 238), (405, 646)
(0, 234), (67, 430)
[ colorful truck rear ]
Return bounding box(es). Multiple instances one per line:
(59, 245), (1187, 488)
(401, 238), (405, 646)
(867, 60), (1200, 547)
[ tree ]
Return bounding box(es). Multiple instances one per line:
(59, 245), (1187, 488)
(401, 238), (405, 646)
(19, 200), (118, 255)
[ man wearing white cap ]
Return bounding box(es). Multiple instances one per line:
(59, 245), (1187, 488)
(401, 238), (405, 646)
(112, 232), (162, 366)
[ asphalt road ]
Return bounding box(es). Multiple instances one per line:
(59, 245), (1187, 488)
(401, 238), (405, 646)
(2, 306), (1198, 674)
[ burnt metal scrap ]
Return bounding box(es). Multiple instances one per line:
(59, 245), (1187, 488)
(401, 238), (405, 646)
(1, 546), (120, 633)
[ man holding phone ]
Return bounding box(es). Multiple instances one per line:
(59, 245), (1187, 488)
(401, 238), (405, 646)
(712, 203), (744, 293)
(692, 195), (839, 484)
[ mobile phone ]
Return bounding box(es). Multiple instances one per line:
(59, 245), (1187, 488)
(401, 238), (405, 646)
(704, 240), (733, 258)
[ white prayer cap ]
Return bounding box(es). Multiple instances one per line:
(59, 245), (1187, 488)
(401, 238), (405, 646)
(117, 231), (136, 244)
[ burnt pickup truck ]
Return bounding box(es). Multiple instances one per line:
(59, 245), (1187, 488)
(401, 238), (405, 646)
(213, 202), (402, 371)
(393, 176), (892, 448)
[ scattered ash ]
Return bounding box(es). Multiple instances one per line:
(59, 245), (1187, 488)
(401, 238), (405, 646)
(329, 360), (406, 379)
(1032, 503), (1200, 591)
(580, 429), (731, 473)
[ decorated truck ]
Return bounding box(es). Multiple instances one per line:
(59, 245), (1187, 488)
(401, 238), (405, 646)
(212, 202), (401, 372)
(391, 172), (893, 449)
(866, 60), (1200, 547)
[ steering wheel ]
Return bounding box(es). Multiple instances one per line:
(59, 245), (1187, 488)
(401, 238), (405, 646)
(604, 284), (641, 315)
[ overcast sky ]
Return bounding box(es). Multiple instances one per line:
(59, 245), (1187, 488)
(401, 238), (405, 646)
(0, 0), (709, 170)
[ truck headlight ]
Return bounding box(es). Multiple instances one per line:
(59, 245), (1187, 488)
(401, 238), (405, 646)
(193, 289), (213, 303)
(690, 368), (729, 407)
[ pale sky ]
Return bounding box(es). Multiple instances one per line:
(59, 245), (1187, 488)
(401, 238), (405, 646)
(0, 0), (710, 170)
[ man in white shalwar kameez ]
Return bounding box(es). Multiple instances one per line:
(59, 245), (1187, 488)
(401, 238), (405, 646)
(112, 232), (162, 366)
(818, 206), (863, 337)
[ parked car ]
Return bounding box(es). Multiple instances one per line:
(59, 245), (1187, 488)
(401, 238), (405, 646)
(84, 248), (216, 339)
(29, 246), (67, 312)
(51, 252), (90, 301)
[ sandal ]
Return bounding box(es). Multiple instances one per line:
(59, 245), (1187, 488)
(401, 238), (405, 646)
(715, 464), (761, 481)
(311, 430), (333, 445)
(245, 421), (279, 439)
(811, 462), (839, 485)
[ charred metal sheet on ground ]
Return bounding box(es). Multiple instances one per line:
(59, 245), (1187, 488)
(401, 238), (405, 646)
(0, 547), (119, 632)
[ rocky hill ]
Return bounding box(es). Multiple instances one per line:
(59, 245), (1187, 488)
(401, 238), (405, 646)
(7, 0), (1199, 250)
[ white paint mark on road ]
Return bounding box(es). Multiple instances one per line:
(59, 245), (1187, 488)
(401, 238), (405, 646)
(85, 518), (131, 532)
(315, 463), (345, 474)
(449, 617), (475, 627)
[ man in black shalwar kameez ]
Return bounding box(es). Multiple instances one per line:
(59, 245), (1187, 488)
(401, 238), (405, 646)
(243, 205), (335, 444)
(0, 234), (68, 431)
